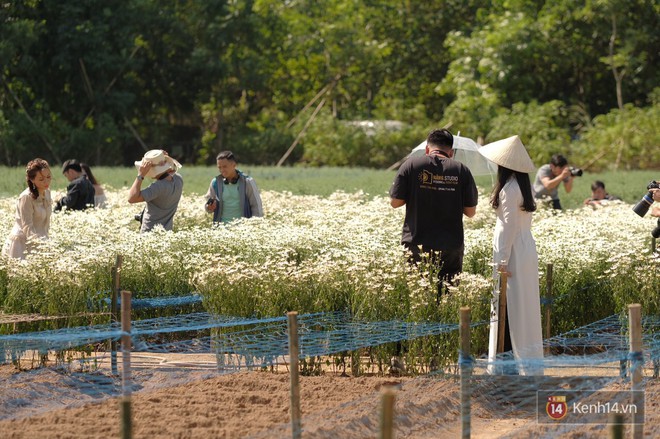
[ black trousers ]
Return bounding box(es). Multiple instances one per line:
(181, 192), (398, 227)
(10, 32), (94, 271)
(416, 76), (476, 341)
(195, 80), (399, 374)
(394, 244), (464, 358)
(404, 243), (464, 299)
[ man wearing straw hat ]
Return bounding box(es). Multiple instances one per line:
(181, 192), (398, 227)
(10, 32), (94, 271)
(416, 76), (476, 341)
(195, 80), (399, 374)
(478, 135), (543, 376)
(128, 149), (184, 233)
(389, 128), (478, 299)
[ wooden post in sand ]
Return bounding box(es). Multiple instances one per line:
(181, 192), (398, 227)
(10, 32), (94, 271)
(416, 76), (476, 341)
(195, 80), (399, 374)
(120, 290), (133, 439)
(460, 306), (472, 439)
(608, 413), (624, 439)
(379, 387), (396, 439)
(628, 304), (643, 439)
(496, 273), (508, 354)
(110, 254), (123, 375)
(287, 311), (302, 439)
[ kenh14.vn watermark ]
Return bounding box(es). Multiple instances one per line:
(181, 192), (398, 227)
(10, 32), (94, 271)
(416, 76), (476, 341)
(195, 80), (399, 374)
(537, 391), (644, 425)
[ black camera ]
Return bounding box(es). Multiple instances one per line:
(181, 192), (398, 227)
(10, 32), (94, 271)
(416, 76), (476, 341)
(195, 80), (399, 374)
(632, 180), (659, 217)
(653, 218), (660, 239)
(134, 209), (144, 223)
(569, 166), (583, 177)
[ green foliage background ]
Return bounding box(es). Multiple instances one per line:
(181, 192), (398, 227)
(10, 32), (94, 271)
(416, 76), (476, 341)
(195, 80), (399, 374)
(1, 1), (658, 170)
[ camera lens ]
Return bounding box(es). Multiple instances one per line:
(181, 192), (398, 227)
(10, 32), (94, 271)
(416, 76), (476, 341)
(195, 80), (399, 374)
(632, 193), (654, 217)
(570, 167), (583, 177)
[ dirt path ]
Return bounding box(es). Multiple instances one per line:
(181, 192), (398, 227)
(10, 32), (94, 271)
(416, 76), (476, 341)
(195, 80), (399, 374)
(1, 362), (657, 438)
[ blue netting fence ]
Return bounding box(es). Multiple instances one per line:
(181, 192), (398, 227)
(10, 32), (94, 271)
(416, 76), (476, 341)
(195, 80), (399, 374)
(1, 306), (658, 437)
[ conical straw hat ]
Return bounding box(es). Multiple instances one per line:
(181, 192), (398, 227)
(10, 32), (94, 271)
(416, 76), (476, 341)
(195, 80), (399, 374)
(478, 135), (536, 173)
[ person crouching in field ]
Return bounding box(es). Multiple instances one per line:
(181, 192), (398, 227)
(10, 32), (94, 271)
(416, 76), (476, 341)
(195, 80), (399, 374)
(583, 180), (620, 208)
(129, 150), (183, 233)
(204, 151), (263, 224)
(54, 159), (95, 212)
(2, 159), (52, 259)
(478, 135), (544, 376)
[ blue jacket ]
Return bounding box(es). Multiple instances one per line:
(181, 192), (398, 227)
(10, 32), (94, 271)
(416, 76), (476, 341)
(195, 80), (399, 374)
(208, 170), (263, 222)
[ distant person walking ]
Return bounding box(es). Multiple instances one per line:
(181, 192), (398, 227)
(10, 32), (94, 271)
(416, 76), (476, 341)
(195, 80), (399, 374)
(204, 151), (263, 223)
(389, 128), (478, 298)
(129, 149), (184, 232)
(479, 135), (543, 376)
(81, 163), (107, 208)
(2, 159), (53, 259)
(54, 159), (95, 212)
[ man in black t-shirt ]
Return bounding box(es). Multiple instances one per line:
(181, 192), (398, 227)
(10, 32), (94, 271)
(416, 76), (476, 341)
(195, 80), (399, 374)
(390, 129), (478, 297)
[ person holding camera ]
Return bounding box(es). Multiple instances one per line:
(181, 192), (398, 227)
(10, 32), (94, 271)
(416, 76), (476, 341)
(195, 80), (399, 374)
(204, 151), (263, 223)
(652, 187), (660, 210)
(128, 149), (183, 233)
(532, 154), (576, 210)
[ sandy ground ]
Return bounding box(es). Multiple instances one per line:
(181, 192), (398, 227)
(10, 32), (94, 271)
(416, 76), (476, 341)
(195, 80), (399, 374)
(0, 356), (658, 439)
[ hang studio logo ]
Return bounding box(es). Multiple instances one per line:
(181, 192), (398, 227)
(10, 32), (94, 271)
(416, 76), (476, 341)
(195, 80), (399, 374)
(419, 170), (433, 184)
(546, 395), (568, 421)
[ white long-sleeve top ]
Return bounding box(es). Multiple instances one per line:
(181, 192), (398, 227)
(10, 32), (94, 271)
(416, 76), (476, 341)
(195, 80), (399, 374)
(2, 188), (52, 259)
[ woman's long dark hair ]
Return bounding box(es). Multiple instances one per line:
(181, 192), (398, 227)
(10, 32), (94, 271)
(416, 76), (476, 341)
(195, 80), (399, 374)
(80, 163), (99, 185)
(26, 158), (51, 199)
(490, 166), (537, 212)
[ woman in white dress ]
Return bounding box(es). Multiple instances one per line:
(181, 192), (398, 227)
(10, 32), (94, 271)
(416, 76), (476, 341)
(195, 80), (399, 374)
(479, 135), (544, 376)
(81, 163), (107, 208)
(2, 158), (53, 259)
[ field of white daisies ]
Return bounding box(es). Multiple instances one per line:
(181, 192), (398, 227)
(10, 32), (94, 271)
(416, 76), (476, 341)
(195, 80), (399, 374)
(1, 188), (659, 361)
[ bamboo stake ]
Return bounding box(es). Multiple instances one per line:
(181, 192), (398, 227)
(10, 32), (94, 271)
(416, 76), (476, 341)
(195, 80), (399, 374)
(460, 306), (472, 439)
(379, 387), (396, 439)
(78, 46), (141, 129)
(628, 304), (643, 439)
(285, 74), (341, 129)
(544, 263), (553, 355)
(277, 97), (326, 167)
(285, 83), (331, 129)
(608, 413), (624, 439)
(213, 328), (226, 372)
(287, 312), (302, 439)
(124, 117), (150, 152)
(110, 255), (123, 375)
(497, 273), (508, 354)
(120, 290), (132, 439)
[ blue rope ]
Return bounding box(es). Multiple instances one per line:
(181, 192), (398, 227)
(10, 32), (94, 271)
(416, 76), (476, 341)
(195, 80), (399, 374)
(101, 294), (203, 310)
